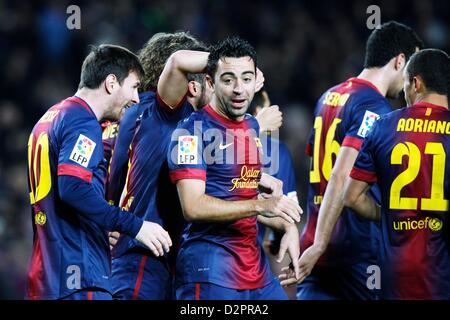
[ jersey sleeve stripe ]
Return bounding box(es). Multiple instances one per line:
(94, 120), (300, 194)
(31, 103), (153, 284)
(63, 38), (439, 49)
(350, 167), (377, 183)
(169, 168), (206, 183)
(57, 164), (93, 183)
(342, 136), (364, 150)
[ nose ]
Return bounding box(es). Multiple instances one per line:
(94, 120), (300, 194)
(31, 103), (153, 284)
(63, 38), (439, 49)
(132, 89), (140, 104)
(233, 79), (244, 95)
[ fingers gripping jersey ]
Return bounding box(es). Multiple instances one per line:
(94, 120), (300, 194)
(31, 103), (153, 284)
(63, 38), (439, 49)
(168, 105), (273, 290)
(302, 78), (391, 266)
(351, 102), (450, 299)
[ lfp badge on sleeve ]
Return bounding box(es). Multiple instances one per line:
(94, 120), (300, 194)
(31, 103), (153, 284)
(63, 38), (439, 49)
(178, 135), (198, 164)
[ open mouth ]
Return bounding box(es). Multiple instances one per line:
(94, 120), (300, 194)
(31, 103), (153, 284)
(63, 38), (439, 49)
(231, 98), (246, 108)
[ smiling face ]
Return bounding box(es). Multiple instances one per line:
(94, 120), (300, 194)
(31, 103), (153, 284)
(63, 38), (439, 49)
(211, 56), (256, 121)
(104, 71), (141, 120)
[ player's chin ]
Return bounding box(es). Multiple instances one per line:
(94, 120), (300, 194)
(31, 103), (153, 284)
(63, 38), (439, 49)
(228, 103), (249, 117)
(105, 109), (122, 122)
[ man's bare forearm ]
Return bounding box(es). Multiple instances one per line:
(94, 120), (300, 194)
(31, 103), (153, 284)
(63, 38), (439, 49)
(181, 193), (261, 222)
(257, 215), (291, 232)
(344, 178), (381, 221)
(313, 173), (346, 252)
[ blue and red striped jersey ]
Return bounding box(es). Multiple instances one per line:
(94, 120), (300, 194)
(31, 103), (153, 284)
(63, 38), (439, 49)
(105, 100), (148, 205)
(26, 96), (142, 299)
(302, 78), (391, 266)
(111, 91), (193, 258)
(168, 105), (273, 290)
(257, 138), (297, 245)
(351, 102), (450, 299)
(101, 120), (119, 167)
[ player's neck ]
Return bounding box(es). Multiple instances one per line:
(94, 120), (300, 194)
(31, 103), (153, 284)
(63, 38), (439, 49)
(357, 68), (389, 97)
(414, 93), (448, 109)
(74, 88), (108, 121)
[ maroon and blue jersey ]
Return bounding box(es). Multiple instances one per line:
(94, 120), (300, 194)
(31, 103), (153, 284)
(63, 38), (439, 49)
(168, 105), (273, 290)
(257, 138), (297, 246)
(111, 91), (193, 258)
(101, 120), (119, 167)
(262, 138), (297, 195)
(26, 96), (142, 299)
(302, 78), (391, 267)
(101, 120), (119, 192)
(350, 102), (450, 299)
(105, 101), (148, 205)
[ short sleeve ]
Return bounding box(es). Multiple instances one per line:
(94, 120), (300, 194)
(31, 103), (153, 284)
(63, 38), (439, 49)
(168, 117), (206, 183)
(57, 113), (103, 183)
(350, 122), (379, 184)
(342, 98), (390, 151)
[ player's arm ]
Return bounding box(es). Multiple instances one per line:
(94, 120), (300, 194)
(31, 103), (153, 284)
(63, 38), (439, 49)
(176, 179), (301, 224)
(58, 176), (172, 256)
(157, 50), (209, 108)
(311, 146), (359, 253)
(58, 116), (171, 256)
(280, 146), (359, 287)
(343, 178), (381, 221)
(258, 215), (300, 279)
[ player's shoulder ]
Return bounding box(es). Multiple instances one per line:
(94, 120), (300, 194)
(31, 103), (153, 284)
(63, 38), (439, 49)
(243, 112), (259, 129)
(315, 78), (379, 111)
(377, 107), (405, 123)
(366, 108), (403, 140)
(176, 107), (204, 129)
(54, 97), (100, 138)
(136, 91), (157, 117)
(348, 79), (389, 107)
(58, 97), (96, 120)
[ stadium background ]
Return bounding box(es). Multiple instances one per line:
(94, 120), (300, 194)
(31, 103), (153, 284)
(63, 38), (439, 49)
(0, 0), (448, 299)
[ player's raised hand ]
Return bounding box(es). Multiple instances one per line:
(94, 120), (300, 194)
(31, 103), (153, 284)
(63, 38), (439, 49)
(279, 243), (323, 287)
(135, 221), (172, 257)
(108, 231), (121, 251)
(256, 105), (283, 132)
(258, 195), (302, 224)
(255, 68), (265, 93)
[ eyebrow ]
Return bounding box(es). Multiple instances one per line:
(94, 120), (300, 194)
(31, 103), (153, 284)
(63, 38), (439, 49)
(220, 71), (255, 77)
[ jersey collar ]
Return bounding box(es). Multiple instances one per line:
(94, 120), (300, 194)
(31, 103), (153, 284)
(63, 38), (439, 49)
(69, 96), (96, 116)
(348, 77), (383, 96)
(204, 105), (248, 128)
(412, 101), (448, 111)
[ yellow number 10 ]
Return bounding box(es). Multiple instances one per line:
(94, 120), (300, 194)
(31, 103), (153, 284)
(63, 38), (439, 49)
(28, 132), (52, 204)
(310, 116), (342, 183)
(390, 141), (448, 211)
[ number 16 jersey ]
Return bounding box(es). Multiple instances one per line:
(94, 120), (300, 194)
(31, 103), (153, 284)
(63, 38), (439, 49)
(302, 78), (391, 267)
